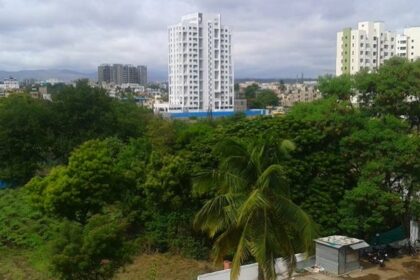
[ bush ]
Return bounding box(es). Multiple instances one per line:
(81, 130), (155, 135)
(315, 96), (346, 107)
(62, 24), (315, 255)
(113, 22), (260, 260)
(0, 188), (58, 248)
(51, 212), (132, 280)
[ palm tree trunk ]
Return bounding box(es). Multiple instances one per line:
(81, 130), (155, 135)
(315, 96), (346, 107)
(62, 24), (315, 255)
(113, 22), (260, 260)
(258, 266), (265, 280)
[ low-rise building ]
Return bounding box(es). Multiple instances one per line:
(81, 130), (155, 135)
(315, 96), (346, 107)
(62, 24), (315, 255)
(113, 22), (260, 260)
(1, 77), (20, 91)
(279, 83), (321, 108)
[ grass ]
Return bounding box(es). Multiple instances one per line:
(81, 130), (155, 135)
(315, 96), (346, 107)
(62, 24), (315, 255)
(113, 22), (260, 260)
(114, 253), (217, 280)
(0, 248), (50, 280)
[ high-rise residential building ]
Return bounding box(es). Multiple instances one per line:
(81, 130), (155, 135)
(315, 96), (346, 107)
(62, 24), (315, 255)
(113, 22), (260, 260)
(98, 64), (148, 85)
(336, 22), (420, 76)
(396, 34), (409, 57)
(168, 13), (234, 112)
(137, 65), (148, 85)
(336, 21), (396, 76)
(98, 64), (112, 83)
(402, 27), (420, 62)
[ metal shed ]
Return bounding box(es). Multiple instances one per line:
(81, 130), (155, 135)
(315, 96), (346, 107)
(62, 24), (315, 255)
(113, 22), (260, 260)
(315, 235), (369, 275)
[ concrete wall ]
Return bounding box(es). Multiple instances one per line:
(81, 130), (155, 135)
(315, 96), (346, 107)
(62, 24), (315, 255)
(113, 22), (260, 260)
(316, 244), (361, 275)
(197, 254), (314, 280)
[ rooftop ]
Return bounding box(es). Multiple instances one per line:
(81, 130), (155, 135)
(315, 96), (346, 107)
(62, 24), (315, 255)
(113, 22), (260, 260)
(315, 235), (367, 248)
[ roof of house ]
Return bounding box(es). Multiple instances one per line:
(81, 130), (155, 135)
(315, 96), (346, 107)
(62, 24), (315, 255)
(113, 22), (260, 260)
(315, 235), (369, 249)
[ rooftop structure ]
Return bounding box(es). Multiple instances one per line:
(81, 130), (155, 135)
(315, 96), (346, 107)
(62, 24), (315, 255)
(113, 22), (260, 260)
(315, 235), (369, 275)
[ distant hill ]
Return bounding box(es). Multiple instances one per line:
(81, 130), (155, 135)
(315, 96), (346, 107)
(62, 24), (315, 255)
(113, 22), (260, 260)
(0, 69), (96, 83)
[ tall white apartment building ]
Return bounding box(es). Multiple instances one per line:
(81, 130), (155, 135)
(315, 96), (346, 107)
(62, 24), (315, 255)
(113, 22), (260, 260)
(336, 21), (396, 76)
(402, 27), (420, 62)
(396, 34), (409, 57)
(337, 22), (420, 76)
(168, 13), (234, 112)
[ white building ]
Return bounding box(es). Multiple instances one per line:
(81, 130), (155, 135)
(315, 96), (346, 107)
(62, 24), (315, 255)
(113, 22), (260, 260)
(168, 13), (234, 112)
(403, 27), (420, 62)
(0, 77), (20, 91)
(336, 21), (396, 76)
(396, 34), (409, 57)
(337, 22), (420, 76)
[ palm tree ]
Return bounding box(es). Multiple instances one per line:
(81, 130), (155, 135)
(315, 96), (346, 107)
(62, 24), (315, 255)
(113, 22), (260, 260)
(194, 138), (318, 280)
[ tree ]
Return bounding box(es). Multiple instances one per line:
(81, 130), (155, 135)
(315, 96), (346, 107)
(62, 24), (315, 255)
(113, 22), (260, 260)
(140, 152), (209, 258)
(340, 116), (420, 229)
(244, 83), (260, 99)
(251, 90), (279, 108)
(353, 69), (377, 108)
(0, 94), (53, 184)
(339, 181), (404, 239)
(146, 118), (177, 153)
(51, 212), (131, 280)
(370, 57), (420, 130)
(194, 139), (317, 280)
(216, 98), (367, 236)
(50, 81), (150, 160)
(318, 74), (354, 101)
(26, 138), (141, 223)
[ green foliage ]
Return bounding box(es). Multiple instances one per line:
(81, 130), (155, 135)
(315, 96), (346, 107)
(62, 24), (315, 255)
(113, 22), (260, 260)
(194, 139), (318, 280)
(243, 83), (260, 99)
(1, 69), (419, 279)
(140, 153), (209, 259)
(0, 188), (58, 248)
(242, 83), (279, 108)
(318, 74), (353, 101)
(27, 138), (129, 222)
(0, 94), (53, 184)
(251, 89), (279, 108)
(50, 212), (131, 280)
(51, 81), (150, 159)
(339, 182), (404, 239)
(0, 82), (151, 184)
(372, 57), (420, 129)
(319, 58), (420, 130)
(146, 118), (177, 153)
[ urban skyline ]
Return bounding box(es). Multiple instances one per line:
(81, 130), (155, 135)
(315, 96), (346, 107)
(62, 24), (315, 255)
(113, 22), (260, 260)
(0, 0), (419, 79)
(98, 64), (147, 85)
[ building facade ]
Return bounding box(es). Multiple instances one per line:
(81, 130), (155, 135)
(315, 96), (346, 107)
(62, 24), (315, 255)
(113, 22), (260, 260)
(336, 21), (396, 76)
(403, 27), (420, 62)
(336, 22), (420, 76)
(0, 77), (20, 91)
(98, 64), (148, 85)
(168, 13), (234, 112)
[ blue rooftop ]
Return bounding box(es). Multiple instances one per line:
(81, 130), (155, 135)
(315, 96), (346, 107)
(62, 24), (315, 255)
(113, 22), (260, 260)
(167, 109), (267, 119)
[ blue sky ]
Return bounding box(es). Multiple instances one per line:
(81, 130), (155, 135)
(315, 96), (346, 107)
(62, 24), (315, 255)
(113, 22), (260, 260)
(0, 0), (418, 79)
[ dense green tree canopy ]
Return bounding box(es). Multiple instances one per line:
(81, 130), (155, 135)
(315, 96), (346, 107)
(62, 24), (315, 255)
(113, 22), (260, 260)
(0, 66), (418, 279)
(0, 94), (53, 184)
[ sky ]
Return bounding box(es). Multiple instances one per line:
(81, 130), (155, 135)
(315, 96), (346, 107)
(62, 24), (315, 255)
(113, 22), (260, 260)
(0, 0), (419, 79)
